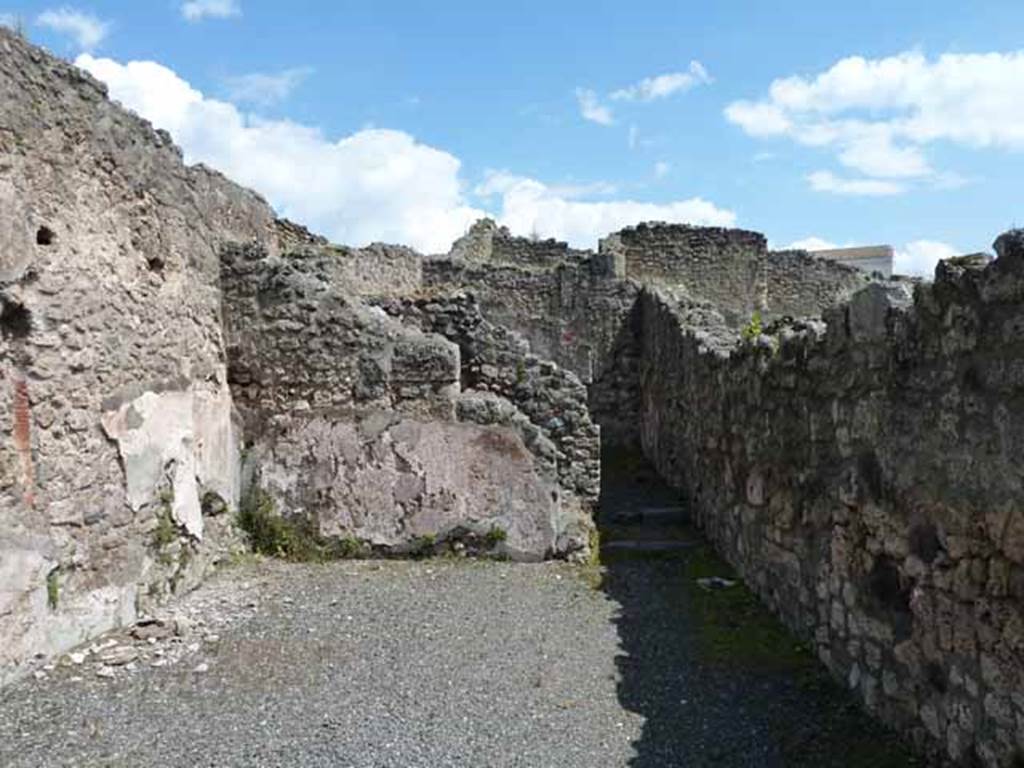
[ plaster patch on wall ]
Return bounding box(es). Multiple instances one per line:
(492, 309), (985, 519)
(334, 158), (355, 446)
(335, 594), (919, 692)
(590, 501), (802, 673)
(101, 381), (241, 540)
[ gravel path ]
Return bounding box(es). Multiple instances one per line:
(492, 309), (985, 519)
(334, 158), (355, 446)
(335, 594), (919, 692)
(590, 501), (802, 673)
(0, 465), (920, 768)
(1, 559), (636, 768)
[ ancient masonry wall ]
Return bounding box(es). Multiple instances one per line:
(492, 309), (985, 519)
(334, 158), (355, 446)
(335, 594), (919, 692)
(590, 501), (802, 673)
(0, 28), (279, 683)
(220, 244), (598, 561)
(427, 222), (868, 447)
(601, 224), (768, 324)
(423, 257), (642, 447)
(601, 224), (870, 324)
(325, 243), (423, 297)
(638, 241), (1024, 766)
(766, 249), (871, 319)
(372, 292), (601, 510)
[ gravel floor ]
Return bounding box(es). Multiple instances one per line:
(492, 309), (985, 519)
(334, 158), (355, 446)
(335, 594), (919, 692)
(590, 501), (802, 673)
(0, 466), (920, 768)
(1, 559), (640, 768)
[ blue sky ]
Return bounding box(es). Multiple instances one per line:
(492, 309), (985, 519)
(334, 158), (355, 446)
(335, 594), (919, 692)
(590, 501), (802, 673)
(6, 1), (1024, 273)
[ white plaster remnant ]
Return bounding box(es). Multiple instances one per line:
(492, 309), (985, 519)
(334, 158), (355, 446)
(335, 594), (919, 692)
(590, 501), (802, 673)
(101, 381), (241, 540)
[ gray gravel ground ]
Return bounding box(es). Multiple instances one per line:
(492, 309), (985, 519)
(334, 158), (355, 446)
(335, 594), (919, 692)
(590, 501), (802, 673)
(1, 559), (640, 768)
(0, 464), (920, 768)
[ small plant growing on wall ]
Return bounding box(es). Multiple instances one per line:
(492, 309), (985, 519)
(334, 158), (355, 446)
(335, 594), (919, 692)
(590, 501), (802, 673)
(238, 488), (366, 562)
(46, 568), (59, 611)
(485, 525), (508, 548)
(515, 358), (527, 385)
(741, 310), (763, 341)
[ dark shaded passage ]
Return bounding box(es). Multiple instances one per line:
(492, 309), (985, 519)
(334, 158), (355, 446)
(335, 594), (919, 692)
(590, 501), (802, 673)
(598, 450), (922, 768)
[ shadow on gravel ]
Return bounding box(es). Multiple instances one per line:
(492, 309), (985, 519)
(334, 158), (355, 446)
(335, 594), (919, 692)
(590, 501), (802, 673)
(596, 449), (922, 768)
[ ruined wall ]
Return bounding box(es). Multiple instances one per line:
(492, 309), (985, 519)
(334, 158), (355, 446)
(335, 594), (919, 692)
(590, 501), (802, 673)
(372, 292), (601, 511)
(424, 255), (642, 446)
(221, 245), (597, 561)
(600, 224), (767, 324)
(449, 218), (591, 270)
(324, 243), (423, 296)
(221, 243), (459, 426)
(428, 225), (870, 449)
(639, 240), (1024, 766)
(0, 28), (280, 682)
(766, 249), (870, 319)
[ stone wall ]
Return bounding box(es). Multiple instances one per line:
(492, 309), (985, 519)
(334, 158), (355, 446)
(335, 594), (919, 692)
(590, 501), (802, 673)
(0, 28), (279, 683)
(372, 292), (601, 511)
(424, 254), (642, 446)
(221, 243), (459, 426)
(766, 249), (871, 319)
(429, 225), (869, 450)
(449, 218), (592, 270)
(601, 223), (767, 324)
(326, 243), (423, 296)
(638, 240), (1024, 766)
(220, 245), (597, 561)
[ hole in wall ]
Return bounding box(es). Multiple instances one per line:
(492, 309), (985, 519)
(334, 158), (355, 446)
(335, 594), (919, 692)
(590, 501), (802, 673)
(146, 254), (165, 272)
(0, 298), (32, 340)
(862, 554), (913, 641)
(925, 662), (947, 694)
(35, 226), (55, 246)
(856, 450), (886, 502)
(909, 523), (942, 564)
(961, 364), (983, 392)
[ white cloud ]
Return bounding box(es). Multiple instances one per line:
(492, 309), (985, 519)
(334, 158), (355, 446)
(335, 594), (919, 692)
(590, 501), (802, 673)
(785, 236), (840, 251)
(807, 170), (905, 197)
(477, 172), (735, 248)
(575, 87), (613, 125)
(36, 7), (109, 50)
(223, 67), (312, 106)
(181, 0), (240, 22)
(611, 61), (711, 102)
(836, 127), (931, 178)
(77, 54), (484, 253)
(78, 54), (736, 254)
(894, 239), (959, 276)
(726, 50), (1024, 185)
(543, 180), (619, 198)
(653, 161), (671, 178)
(724, 101), (791, 137)
(0, 13), (15, 28)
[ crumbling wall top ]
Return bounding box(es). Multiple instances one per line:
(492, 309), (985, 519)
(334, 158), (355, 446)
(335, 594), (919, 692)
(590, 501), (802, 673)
(449, 218), (591, 270)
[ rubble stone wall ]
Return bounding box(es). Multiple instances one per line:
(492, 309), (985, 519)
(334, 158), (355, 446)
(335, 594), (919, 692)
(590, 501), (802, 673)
(601, 224), (767, 323)
(0, 28), (278, 683)
(423, 257), (643, 446)
(638, 241), (1024, 766)
(766, 249), (871, 319)
(326, 243), (423, 296)
(373, 293), (601, 511)
(220, 245), (597, 561)
(429, 224), (868, 449)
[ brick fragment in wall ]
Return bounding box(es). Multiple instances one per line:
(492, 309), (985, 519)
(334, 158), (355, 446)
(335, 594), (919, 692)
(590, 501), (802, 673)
(12, 375), (33, 508)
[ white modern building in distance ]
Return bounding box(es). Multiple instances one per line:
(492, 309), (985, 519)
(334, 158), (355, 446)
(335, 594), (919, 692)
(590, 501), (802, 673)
(811, 245), (894, 278)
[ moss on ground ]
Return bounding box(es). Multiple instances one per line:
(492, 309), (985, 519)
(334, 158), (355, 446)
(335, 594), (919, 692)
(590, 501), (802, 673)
(680, 543), (811, 671)
(590, 521), (922, 766)
(680, 543), (922, 765)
